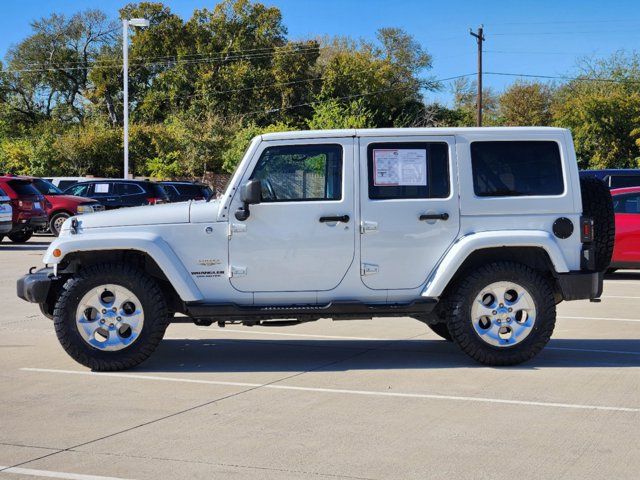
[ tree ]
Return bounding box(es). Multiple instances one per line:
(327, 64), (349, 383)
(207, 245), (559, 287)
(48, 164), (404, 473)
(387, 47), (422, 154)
(221, 122), (291, 173)
(307, 99), (374, 130)
(500, 81), (553, 126)
(451, 77), (499, 126)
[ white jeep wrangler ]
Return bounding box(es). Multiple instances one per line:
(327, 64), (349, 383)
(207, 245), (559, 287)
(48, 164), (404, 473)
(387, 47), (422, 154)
(18, 127), (614, 370)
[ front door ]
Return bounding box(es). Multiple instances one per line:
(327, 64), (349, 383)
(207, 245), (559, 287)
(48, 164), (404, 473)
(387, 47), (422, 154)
(359, 136), (460, 290)
(228, 139), (355, 293)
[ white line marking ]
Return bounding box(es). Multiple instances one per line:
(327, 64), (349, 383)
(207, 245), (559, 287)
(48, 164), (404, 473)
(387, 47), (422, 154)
(197, 328), (387, 341)
(0, 465), (132, 480)
(601, 295), (640, 299)
(546, 347), (640, 356)
(559, 316), (640, 323)
(20, 368), (640, 413)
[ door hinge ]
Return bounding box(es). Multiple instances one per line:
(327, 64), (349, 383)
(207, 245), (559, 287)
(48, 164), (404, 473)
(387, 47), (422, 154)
(360, 221), (378, 234)
(361, 263), (379, 276)
(228, 223), (247, 238)
(229, 266), (247, 278)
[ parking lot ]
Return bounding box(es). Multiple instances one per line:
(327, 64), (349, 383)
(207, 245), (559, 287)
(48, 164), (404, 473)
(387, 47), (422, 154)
(0, 237), (639, 480)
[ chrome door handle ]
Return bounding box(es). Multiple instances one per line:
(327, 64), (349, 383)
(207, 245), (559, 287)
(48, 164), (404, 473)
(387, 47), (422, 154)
(419, 213), (449, 221)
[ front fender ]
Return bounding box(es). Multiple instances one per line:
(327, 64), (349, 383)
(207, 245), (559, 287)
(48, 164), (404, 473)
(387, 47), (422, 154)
(43, 232), (203, 302)
(422, 230), (569, 298)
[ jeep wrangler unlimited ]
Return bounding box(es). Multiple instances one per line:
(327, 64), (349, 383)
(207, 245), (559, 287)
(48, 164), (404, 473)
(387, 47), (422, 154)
(17, 127), (614, 370)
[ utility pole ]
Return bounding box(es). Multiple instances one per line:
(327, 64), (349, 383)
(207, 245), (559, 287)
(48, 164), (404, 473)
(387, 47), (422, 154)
(469, 25), (485, 127)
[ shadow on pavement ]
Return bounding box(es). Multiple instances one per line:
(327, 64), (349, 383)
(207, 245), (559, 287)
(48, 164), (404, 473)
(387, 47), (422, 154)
(604, 271), (640, 280)
(139, 337), (640, 373)
(0, 242), (50, 251)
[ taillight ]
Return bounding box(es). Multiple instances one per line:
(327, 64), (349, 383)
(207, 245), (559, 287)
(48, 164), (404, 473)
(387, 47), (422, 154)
(11, 199), (32, 210)
(147, 197), (165, 205)
(580, 217), (594, 243)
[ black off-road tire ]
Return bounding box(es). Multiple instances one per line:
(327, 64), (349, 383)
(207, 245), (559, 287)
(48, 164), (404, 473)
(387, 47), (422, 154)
(53, 263), (170, 371)
(427, 322), (453, 341)
(8, 230), (33, 243)
(447, 262), (556, 366)
(580, 177), (615, 272)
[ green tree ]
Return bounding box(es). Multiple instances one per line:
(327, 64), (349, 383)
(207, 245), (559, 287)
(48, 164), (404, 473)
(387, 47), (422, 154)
(307, 99), (374, 129)
(499, 81), (553, 126)
(221, 122), (291, 173)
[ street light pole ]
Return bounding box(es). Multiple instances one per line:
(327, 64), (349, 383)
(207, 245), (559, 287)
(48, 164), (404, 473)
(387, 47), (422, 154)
(122, 18), (149, 180)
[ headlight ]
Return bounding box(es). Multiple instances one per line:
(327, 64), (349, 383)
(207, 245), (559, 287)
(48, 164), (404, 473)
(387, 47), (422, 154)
(76, 204), (94, 214)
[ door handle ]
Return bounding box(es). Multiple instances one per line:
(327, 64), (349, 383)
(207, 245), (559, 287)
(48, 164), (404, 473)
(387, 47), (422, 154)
(419, 213), (449, 221)
(319, 215), (350, 223)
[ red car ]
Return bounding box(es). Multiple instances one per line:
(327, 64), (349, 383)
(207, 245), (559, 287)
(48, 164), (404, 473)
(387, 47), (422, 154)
(0, 176), (48, 243)
(24, 177), (104, 236)
(610, 186), (640, 270)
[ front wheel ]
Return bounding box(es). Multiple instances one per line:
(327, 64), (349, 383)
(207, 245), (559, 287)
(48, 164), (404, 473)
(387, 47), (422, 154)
(49, 212), (70, 236)
(447, 262), (556, 366)
(8, 230), (33, 243)
(53, 263), (169, 371)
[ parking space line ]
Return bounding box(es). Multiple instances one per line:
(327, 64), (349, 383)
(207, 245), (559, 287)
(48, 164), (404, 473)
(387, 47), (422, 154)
(546, 347), (640, 356)
(20, 368), (640, 413)
(197, 328), (387, 341)
(0, 465), (132, 480)
(559, 315), (640, 323)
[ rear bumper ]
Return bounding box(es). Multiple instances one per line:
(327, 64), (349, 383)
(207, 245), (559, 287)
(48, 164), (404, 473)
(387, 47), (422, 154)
(17, 268), (55, 304)
(557, 271), (603, 301)
(11, 215), (47, 233)
(0, 220), (11, 234)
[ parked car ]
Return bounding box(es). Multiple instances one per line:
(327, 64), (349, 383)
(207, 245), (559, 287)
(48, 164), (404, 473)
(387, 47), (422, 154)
(0, 186), (12, 237)
(580, 169), (640, 189)
(18, 127), (613, 370)
(24, 177), (105, 236)
(0, 176), (48, 242)
(63, 179), (170, 209)
(44, 177), (107, 191)
(160, 181), (214, 202)
(609, 186), (640, 271)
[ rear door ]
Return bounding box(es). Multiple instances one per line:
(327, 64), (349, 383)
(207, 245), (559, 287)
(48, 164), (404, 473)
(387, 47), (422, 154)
(90, 182), (119, 209)
(612, 193), (640, 264)
(359, 136), (460, 290)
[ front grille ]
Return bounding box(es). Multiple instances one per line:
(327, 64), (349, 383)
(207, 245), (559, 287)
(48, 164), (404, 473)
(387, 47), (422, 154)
(93, 205), (106, 212)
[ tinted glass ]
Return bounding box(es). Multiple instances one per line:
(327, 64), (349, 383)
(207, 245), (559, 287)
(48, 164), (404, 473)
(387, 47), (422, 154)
(609, 175), (640, 188)
(613, 194), (640, 214)
(115, 183), (144, 195)
(471, 141), (564, 197)
(0, 186), (7, 197)
(31, 178), (63, 195)
(251, 144), (342, 202)
(66, 183), (89, 196)
(58, 180), (78, 190)
(149, 183), (168, 198)
(8, 180), (40, 196)
(367, 142), (449, 199)
(175, 184), (205, 196)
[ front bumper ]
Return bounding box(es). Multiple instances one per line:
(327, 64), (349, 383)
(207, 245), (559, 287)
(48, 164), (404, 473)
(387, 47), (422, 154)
(557, 271), (603, 301)
(17, 267), (56, 304)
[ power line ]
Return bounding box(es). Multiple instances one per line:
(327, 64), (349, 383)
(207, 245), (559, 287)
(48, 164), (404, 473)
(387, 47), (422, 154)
(484, 71), (640, 84)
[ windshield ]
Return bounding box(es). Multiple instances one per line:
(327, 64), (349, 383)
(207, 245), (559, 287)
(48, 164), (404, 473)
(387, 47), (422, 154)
(31, 178), (63, 195)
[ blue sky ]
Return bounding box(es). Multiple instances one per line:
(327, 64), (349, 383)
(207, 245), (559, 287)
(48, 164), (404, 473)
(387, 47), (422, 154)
(1, 0), (640, 105)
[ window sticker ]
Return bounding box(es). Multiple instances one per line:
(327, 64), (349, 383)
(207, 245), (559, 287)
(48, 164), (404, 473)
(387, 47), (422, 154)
(373, 149), (427, 186)
(94, 183), (110, 193)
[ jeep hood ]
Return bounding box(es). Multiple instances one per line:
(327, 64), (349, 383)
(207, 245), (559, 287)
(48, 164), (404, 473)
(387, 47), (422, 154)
(69, 202), (191, 230)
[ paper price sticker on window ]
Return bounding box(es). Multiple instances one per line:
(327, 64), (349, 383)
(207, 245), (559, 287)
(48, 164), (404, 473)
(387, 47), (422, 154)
(373, 149), (427, 186)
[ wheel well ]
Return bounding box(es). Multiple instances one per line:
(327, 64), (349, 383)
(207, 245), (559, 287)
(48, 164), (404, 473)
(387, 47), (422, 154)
(50, 210), (73, 218)
(59, 249), (182, 313)
(441, 247), (562, 302)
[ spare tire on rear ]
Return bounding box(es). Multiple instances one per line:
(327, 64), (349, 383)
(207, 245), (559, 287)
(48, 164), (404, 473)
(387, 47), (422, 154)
(580, 177), (615, 272)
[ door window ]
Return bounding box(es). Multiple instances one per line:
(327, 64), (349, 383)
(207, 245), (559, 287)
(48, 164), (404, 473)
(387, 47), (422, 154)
(367, 142), (449, 199)
(250, 144), (342, 202)
(614, 194), (640, 213)
(92, 183), (112, 195)
(67, 183), (89, 196)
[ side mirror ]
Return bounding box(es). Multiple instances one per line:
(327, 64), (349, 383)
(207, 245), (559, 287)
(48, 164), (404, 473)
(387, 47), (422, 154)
(235, 179), (262, 221)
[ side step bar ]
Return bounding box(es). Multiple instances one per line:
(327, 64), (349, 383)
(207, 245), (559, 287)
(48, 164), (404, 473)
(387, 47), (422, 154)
(181, 299), (437, 322)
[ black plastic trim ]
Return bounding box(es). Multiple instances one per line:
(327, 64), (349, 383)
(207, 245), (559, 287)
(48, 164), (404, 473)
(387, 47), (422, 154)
(557, 271), (602, 301)
(17, 267), (56, 303)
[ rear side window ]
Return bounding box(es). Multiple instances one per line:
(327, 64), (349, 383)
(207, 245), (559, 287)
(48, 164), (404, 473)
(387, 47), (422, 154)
(608, 175), (640, 188)
(0, 186), (7, 197)
(613, 194), (640, 214)
(8, 180), (40, 196)
(116, 183), (145, 195)
(471, 141), (564, 197)
(149, 184), (168, 198)
(367, 142), (449, 200)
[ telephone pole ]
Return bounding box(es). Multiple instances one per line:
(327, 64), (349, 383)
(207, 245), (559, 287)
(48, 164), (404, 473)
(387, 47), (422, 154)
(469, 25), (485, 127)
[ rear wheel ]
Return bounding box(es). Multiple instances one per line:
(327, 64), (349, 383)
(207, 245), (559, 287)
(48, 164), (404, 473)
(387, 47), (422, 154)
(447, 262), (556, 366)
(49, 212), (70, 237)
(8, 230), (33, 243)
(53, 263), (169, 371)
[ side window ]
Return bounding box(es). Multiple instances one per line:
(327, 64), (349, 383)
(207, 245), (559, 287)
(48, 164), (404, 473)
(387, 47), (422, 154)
(116, 183), (144, 195)
(609, 176), (640, 188)
(250, 144), (342, 202)
(367, 142), (449, 200)
(68, 184), (89, 197)
(471, 141), (564, 197)
(613, 194), (640, 214)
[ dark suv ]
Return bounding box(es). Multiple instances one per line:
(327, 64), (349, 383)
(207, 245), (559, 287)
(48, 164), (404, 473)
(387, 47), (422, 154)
(64, 180), (170, 209)
(0, 176), (48, 242)
(580, 169), (640, 189)
(160, 181), (214, 202)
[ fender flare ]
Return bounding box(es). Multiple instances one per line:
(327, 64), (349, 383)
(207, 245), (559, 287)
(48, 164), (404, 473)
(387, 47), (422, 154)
(43, 232), (204, 302)
(421, 230), (569, 298)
